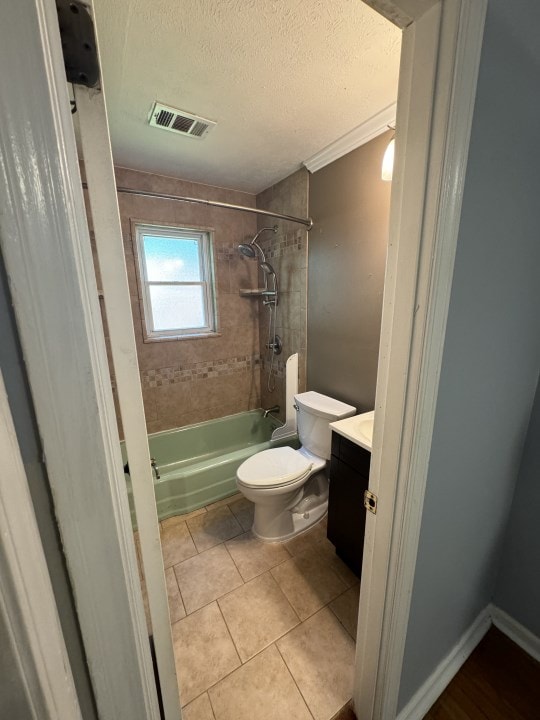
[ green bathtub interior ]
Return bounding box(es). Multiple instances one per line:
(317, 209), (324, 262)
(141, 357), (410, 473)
(122, 409), (298, 525)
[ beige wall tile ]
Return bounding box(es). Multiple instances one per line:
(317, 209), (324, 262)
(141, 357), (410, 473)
(277, 608), (355, 720)
(190, 373), (257, 414)
(89, 166), (262, 434)
(142, 388), (158, 422)
(154, 381), (192, 427)
(256, 170), (308, 420)
(172, 602), (240, 706)
(208, 645), (312, 720)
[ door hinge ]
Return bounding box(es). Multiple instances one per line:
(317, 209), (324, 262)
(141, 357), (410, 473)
(364, 489), (378, 515)
(56, 0), (100, 88)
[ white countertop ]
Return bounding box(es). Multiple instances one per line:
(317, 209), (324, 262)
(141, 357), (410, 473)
(330, 410), (374, 452)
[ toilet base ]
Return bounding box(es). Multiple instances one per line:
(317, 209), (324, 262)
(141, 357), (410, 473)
(252, 501), (328, 543)
(250, 471), (329, 543)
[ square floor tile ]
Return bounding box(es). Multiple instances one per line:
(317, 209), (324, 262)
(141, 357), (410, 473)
(205, 493), (242, 512)
(315, 539), (358, 588)
(283, 519), (327, 557)
(218, 572), (299, 661)
(187, 506), (243, 553)
(208, 645), (312, 720)
(172, 602), (240, 706)
(225, 531), (290, 582)
(277, 607), (355, 720)
(174, 544), (243, 614)
(160, 516), (197, 568)
(329, 585), (360, 640)
(165, 567), (186, 623)
(182, 692), (215, 720)
(164, 507), (207, 524)
(270, 545), (347, 620)
(228, 496), (254, 532)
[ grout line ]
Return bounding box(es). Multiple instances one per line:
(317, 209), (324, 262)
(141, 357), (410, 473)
(274, 642), (316, 720)
(170, 566), (188, 620)
(205, 691), (218, 720)
(174, 542), (245, 617)
(327, 601), (357, 643)
(182, 691), (216, 719)
(216, 596), (244, 664)
(223, 539), (246, 580)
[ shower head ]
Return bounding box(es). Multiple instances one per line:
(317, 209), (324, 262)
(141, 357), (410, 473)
(237, 243), (257, 258)
(237, 225), (277, 262)
(260, 261), (276, 276)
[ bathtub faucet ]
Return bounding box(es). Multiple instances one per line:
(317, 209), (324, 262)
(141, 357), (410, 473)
(151, 457), (160, 480)
(263, 405), (280, 419)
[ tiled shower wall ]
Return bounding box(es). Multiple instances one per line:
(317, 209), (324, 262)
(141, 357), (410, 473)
(256, 169), (309, 420)
(87, 166), (261, 434)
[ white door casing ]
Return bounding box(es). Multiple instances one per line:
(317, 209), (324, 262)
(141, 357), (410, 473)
(75, 4), (181, 711)
(0, 371), (83, 720)
(0, 0), (161, 718)
(355, 1), (487, 718)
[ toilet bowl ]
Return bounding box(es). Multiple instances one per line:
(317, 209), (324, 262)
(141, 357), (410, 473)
(236, 391), (356, 541)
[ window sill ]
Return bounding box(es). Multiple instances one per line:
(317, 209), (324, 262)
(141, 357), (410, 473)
(142, 332), (222, 344)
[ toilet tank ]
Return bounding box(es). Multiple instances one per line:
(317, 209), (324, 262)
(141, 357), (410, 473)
(295, 391), (356, 460)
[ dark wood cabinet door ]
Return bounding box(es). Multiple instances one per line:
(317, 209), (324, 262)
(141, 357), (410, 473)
(327, 455), (368, 576)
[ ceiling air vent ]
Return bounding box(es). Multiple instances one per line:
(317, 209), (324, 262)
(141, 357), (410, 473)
(148, 102), (216, 140)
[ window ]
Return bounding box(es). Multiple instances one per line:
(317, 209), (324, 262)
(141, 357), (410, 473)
(134, 223), (217, 340)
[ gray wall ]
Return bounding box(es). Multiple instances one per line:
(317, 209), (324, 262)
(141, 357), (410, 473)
(494, 378), (540, 637)
(398, 0), (540, 709)
(307, 131), (392, 411)
(0, 255), (97, 720)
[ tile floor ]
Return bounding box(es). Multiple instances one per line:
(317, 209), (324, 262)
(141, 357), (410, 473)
(137, 494), (360, 720)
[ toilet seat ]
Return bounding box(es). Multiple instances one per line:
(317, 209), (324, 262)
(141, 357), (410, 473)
(237, 447), (313, 489)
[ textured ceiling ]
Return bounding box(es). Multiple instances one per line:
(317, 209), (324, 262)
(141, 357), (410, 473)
(93, 0), (401, 193)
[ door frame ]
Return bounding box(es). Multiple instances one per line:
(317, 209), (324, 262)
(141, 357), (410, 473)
(0, 1), (161, 718)
(0, 371), (83, 720)
(0, 0), (486, 718)
(355, 1), (487, 717)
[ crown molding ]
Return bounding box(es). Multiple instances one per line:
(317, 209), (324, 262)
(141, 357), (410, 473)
(303, 102), (396, 173)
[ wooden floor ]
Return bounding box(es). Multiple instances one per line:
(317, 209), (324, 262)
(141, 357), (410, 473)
(425, 627), (540, 719)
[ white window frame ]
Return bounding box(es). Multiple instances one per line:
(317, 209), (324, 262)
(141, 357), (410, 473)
(134, 223), (217, 341)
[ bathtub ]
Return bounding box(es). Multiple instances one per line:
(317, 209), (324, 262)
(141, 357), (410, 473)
(122, 409), (297, 522)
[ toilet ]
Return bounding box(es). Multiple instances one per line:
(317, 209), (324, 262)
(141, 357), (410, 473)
(236, 391), (356, 541)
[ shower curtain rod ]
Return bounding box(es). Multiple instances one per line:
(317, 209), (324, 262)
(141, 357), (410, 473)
(81, 182), (313, 229)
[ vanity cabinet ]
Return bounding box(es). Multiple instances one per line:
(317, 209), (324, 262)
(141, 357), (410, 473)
(327, 431), (371, 577)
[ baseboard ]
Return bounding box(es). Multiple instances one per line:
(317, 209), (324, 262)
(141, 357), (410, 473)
(396, 607), (492, 720)
(490, 604), (540, 663)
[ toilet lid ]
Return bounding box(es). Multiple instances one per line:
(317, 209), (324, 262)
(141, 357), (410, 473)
(237, 447), (312, 488)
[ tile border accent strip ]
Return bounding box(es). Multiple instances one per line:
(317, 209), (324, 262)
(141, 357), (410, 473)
(141, 355), (261, 388)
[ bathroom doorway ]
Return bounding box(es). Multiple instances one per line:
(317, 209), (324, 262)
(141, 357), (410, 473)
(0, 1), (490, 720)
(80, 2), (402, 718)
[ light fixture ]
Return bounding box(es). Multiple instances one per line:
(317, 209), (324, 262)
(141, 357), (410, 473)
(381, 136), (395, 182)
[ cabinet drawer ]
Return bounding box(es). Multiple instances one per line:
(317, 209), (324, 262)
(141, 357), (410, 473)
(331, 432), (371, 477)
